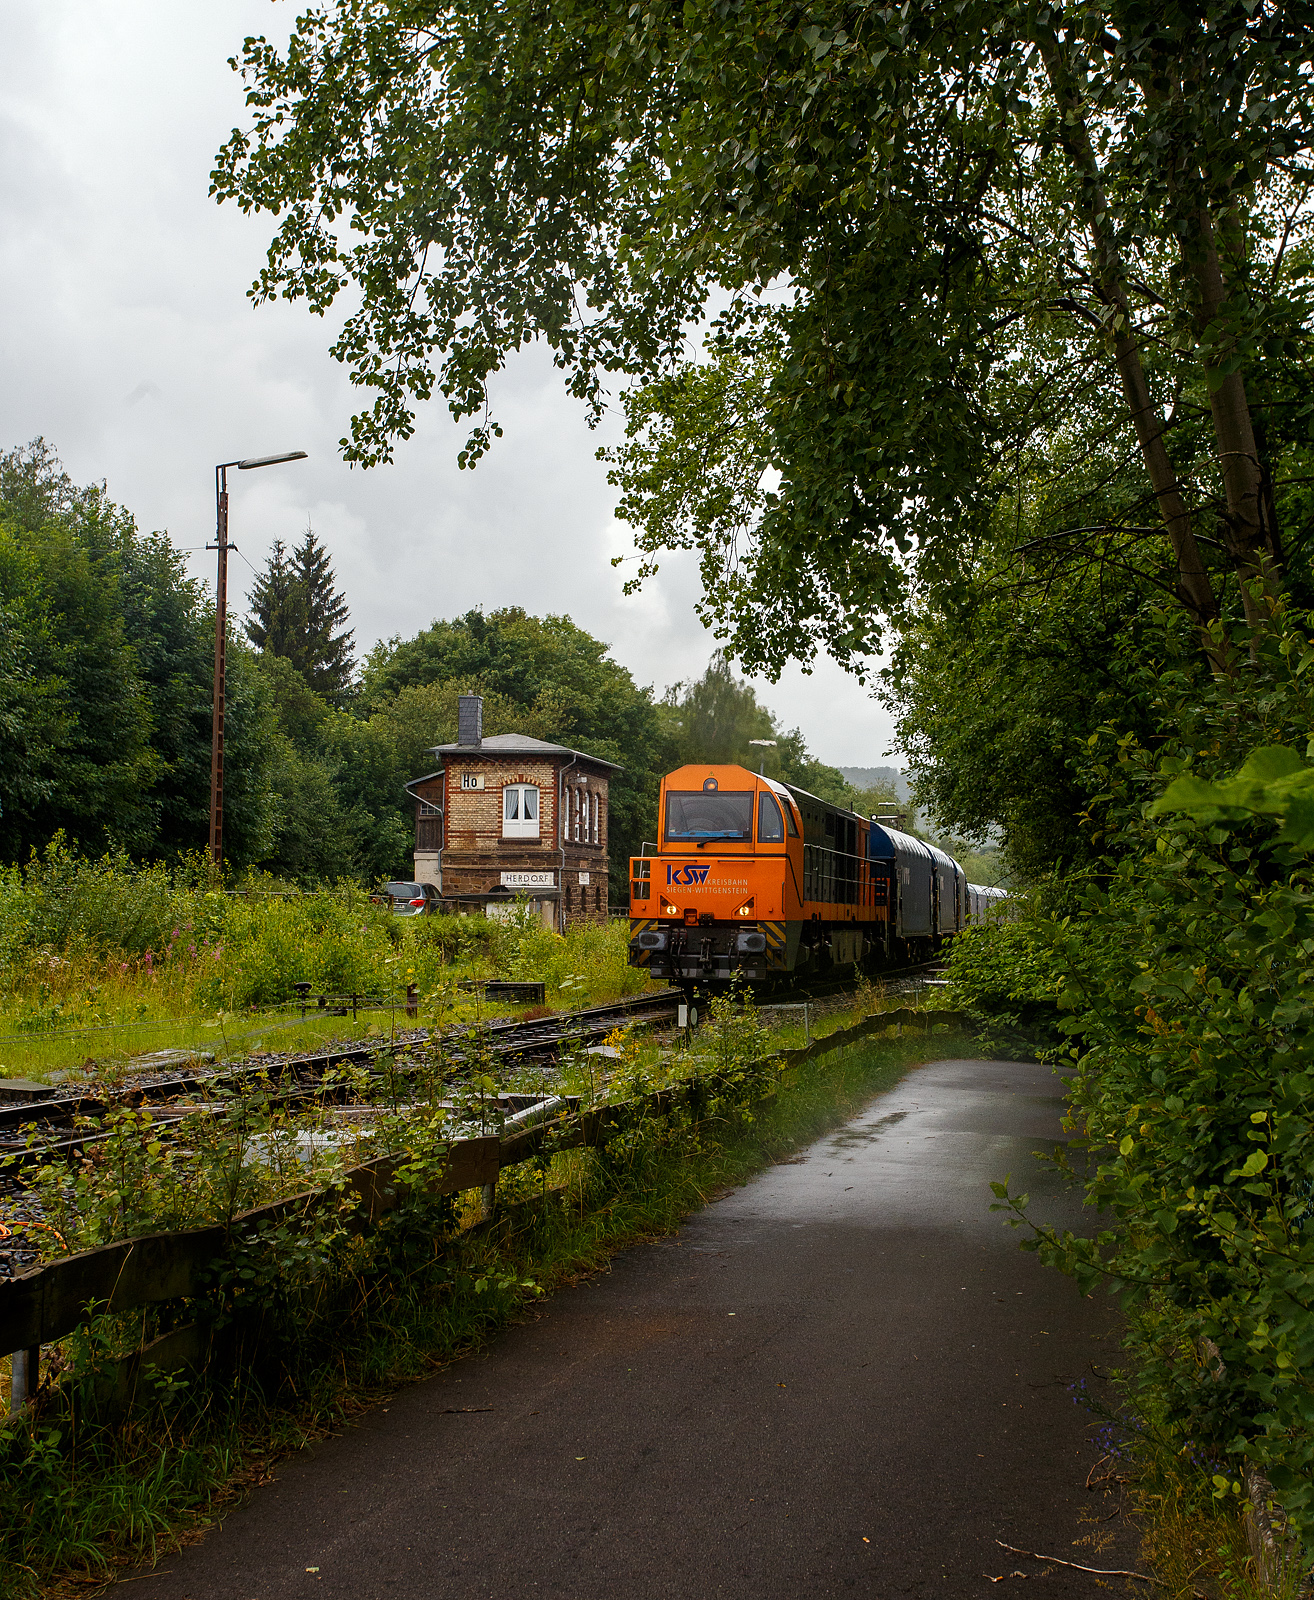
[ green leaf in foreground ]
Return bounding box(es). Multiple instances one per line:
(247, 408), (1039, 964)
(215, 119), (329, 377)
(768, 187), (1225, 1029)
(1152, 747), (1314, 848)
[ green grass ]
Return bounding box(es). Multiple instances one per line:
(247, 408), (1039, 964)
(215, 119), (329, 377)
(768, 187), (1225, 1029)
(0, 894), (655, 1083)
(0, 1026), (961, 1598)
(1133, 1445), (1302, 1600)
(0, 993), (539, 1082)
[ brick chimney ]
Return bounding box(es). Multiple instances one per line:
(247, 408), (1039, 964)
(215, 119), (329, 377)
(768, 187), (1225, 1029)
(457, 693), (483, 747)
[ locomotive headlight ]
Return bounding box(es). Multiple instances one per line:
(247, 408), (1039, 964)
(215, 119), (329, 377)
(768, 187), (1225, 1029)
(660, 898), (678, 916)
(735, 897), (755, 917)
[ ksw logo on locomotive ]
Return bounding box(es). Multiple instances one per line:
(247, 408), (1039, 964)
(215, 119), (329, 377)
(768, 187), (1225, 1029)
(666, 864), (711, 886)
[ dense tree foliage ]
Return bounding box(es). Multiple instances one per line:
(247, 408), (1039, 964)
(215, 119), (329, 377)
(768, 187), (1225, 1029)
(0, 442), (276, 866)
(0, 450), (861, 895)
(216, 0), (1314, 676)
(884, 565), (1206, 881)
(210, 0), (1314, 883)
(243, 538), (301, 659)
(661, 652), (887, 810)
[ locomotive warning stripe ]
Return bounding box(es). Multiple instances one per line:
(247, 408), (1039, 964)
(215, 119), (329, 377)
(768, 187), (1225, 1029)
(628, 917), (657, 966)
(763, 921), (786, 950)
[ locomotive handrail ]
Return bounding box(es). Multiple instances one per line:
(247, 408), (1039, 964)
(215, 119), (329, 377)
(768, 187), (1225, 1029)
(801, 839), (871, 907)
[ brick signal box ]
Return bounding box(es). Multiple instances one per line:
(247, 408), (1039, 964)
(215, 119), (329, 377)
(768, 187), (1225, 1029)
(408, 694), (617, 929)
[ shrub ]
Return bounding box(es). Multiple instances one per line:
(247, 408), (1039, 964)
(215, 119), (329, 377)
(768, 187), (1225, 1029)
(942, 910), (1066, 1047)
(991, 606), (1314, 1554)
(0, 850), (651, 1079)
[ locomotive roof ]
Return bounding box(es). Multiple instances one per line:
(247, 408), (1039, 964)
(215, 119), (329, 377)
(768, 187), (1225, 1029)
(779, 780), (856, 813)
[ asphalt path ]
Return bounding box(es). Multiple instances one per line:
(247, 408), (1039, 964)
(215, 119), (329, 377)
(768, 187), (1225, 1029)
(131, 1057), (1144, 1598)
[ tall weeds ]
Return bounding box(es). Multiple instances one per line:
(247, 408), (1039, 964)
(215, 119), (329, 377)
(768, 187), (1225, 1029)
(0, 841), (649, 1078)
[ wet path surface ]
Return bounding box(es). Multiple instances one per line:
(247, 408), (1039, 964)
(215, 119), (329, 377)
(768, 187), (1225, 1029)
(134, 1059), (1142, 1598)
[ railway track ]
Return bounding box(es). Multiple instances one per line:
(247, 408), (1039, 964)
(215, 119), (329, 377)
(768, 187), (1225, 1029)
(0, 990), (682, 1169)
(0, 963), (947, 1172)
(749, 957), (946, 1004)
(0, 969), (954, 1278)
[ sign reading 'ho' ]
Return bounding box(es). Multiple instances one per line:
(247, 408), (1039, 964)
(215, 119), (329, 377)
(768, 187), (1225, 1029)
(501, 871), (556, 890)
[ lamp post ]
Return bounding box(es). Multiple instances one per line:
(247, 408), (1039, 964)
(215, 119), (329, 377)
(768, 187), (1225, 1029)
(209, 451), (307, 867)
(748, 738), (777, 776)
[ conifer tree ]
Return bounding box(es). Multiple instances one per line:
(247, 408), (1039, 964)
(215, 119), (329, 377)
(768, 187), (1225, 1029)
(244, 526), (355, 705)
(292, 527), (354, 704)
(243, 539), (304, 661)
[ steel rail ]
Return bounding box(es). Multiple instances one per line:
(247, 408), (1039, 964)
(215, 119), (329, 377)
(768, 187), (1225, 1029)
(0, 963), (945, 1171)
(0, 992), (680, 1159)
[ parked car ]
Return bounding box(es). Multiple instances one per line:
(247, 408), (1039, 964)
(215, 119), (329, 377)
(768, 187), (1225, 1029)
(372, 881), (442, 916)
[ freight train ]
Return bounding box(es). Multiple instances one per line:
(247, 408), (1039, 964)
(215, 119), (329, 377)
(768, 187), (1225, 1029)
(627, 764), (1006, 989)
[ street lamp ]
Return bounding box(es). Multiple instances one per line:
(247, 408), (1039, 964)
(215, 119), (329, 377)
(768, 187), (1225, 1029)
(748, 738), (777, 775)
(209, 450), (308, 867)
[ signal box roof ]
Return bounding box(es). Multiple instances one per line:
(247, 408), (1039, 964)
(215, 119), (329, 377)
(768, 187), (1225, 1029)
(427, 732), (621, 770)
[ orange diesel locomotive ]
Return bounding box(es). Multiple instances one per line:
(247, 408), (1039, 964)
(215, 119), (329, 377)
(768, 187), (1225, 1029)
(628, 764), (974, 987)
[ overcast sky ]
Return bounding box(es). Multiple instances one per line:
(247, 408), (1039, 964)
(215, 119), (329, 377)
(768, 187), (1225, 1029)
(0, 1), (901, 769)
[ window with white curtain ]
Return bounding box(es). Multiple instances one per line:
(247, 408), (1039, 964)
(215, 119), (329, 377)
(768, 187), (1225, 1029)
(502, 784), (540, 839)
(591, 792), (600, 844)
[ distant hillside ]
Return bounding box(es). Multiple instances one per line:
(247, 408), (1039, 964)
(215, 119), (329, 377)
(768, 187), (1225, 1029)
(839, 766), (909, 801)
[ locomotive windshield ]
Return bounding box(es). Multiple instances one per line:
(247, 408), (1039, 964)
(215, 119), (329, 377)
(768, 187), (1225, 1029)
(665, 791), (754, 841)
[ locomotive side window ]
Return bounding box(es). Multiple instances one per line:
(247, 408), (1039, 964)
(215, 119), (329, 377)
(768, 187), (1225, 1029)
(784, 801), (799, 837)
(758, 792), (785, 843)
(665, 791), (753, 841)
